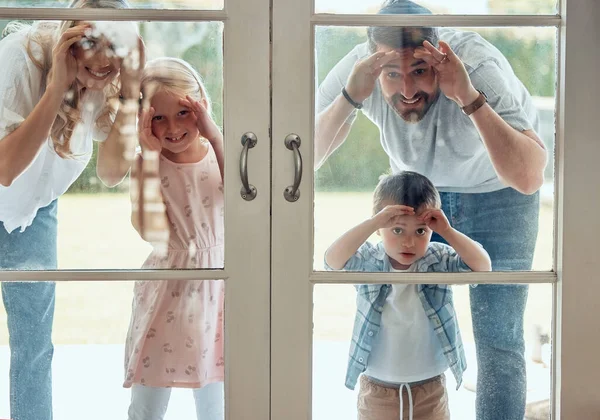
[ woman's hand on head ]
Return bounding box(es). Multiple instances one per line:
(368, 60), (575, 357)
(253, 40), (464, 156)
(181, 96), (222, 145)
(138, 107), (162, 152)
(49, 24), (91, 93)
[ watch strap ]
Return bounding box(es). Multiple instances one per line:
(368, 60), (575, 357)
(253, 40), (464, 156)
(461, 90), (487, 116)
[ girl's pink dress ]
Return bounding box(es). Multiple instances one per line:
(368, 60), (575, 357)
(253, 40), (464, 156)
(124, 145), (224, 389)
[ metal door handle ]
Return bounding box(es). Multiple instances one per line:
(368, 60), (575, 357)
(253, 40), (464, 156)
(240, 132), (257, 201)
(284, 134), (302, 202)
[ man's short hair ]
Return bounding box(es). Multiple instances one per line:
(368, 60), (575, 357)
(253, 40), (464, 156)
(367, 0), (439, 53)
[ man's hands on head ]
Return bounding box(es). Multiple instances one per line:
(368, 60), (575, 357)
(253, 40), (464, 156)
(413, 40), (479, 108)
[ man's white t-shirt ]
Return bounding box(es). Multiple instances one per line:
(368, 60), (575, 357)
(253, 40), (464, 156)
(317, 28), (541, 194)
(364, 264), (448, 383)
(0, 29), (109, 233)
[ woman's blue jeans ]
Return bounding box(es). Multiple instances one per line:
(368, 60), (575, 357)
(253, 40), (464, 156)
(432, 188), (539, 420)
(0, 200), (57, 420)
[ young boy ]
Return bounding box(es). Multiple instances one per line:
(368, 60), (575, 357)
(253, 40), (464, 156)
(325, 171), (491, 420)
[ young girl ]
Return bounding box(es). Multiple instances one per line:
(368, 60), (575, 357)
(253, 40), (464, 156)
(325, 171), (491, 420)
(124, 57), (225, 420)
(0, 2), (140, 420)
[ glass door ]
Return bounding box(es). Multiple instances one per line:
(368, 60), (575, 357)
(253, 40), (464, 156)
(271, 0), (600, 419)
(0, 0), (270, 419)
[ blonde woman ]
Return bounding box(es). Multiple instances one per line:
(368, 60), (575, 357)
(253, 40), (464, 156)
(0, 1), (142, 419)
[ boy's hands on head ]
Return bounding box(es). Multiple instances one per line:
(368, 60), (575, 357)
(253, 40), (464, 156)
(181, 96), (222, 145)
(372, 205), (415, 229)
(326, 204), (414, 270)
(418, 208), (451, 235)
(418, 207), (492, 272)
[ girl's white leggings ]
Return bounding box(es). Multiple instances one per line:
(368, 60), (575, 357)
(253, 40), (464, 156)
(127, 382), (224, 420)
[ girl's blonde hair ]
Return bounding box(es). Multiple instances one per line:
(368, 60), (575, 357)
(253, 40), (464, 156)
(4, 0), (131, 158)
(141, 57), (213, 117)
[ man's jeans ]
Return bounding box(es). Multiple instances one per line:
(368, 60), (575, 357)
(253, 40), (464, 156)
(0, 200), (57, 420)
(431, 188), (539, 420)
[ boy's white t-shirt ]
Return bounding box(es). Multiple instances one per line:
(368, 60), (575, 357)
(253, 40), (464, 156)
(0, 29), (109, 233)
(364, 264), (449, 383)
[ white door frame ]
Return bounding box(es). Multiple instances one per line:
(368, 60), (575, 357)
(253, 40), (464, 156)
(271, 0), (600, 418)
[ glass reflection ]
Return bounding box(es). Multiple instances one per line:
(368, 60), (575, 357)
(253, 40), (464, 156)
(0, 280), (226, 420)
(0, 18), (224, 270)
(315, 0), (557, 15)
(314, 18), (555, 420)
(314, 25), (556, 272)
(0, 0), (224, 10)
(313, 283), (552, 420)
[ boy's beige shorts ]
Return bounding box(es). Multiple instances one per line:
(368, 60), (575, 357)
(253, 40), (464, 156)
(357, 374), (451, 420)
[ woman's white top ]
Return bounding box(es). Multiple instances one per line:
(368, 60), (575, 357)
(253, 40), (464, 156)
(364, 264), (449, 383)
(0, 29), (109, 233)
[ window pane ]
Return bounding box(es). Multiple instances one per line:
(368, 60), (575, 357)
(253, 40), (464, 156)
(313, 283), (552, 419)
(0, 19), (224, 270)
(0, 280), (225, 419)
(0, 0), (223, 10)
(314, 26), (556, 272)
(315, 0), (557, 15)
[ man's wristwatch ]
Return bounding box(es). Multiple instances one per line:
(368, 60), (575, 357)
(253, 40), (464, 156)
(461, 90), (487, 116)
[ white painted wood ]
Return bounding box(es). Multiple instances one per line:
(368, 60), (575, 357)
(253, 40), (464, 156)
(0, 8), (227, 20)
(222, 0), (270, 418)
(0, 269), (228, 282)
(311, 14), (560, 27)
(310, 271), (557, 285)
(554, 0), (600, 418)
(272, 0), (314, 417)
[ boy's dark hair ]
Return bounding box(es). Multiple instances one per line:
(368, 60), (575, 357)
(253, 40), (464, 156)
(373, 171), (441, 214)
(367, 0), (439, 53)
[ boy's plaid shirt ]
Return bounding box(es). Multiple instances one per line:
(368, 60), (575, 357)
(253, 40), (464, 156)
(325, 241), (470, 390)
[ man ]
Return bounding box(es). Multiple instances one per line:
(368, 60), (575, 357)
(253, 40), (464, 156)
(315, 1), (547, 419)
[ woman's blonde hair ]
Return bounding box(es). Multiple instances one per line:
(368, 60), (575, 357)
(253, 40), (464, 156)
(141, 57), (213, 117)
(4, 0), (131, 158)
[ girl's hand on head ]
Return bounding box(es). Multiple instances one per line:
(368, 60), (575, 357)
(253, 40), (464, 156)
(49, 24), (91, 92)
(418, 208), (451, 234)
(372, 204), (415, 229)
(138, 107), (162, 152)
(180, 96), (222, 145)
